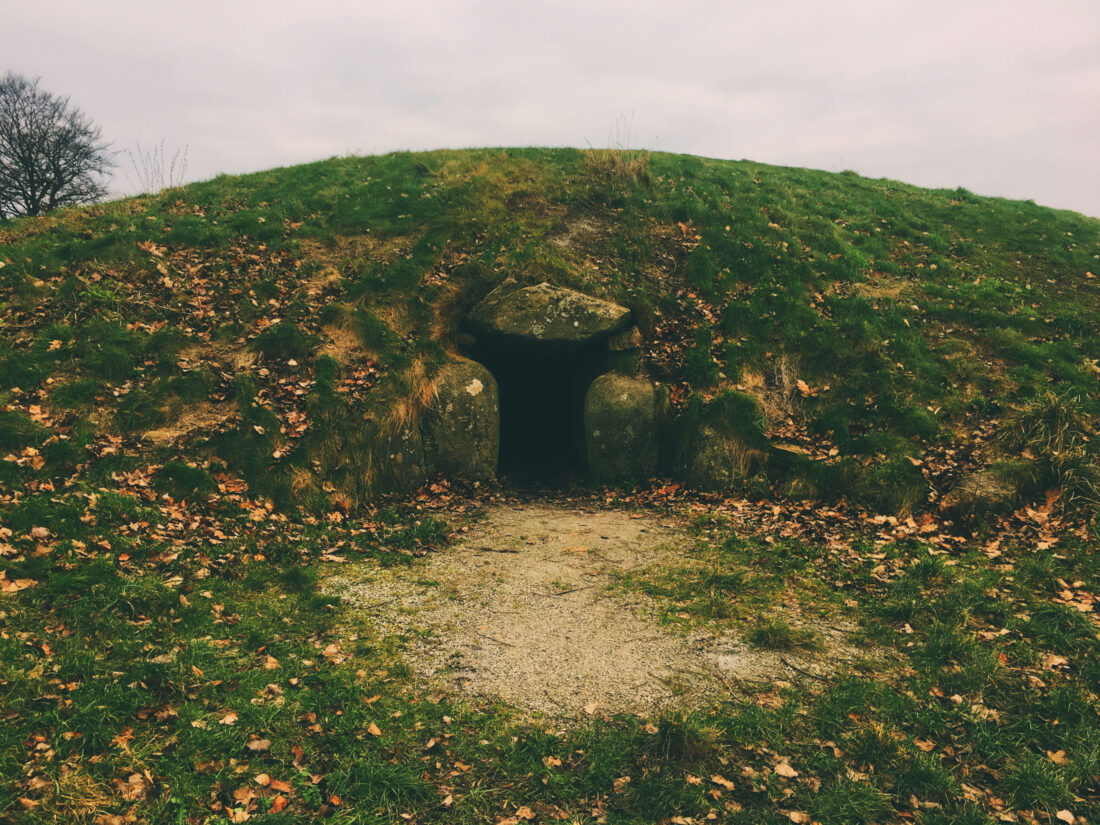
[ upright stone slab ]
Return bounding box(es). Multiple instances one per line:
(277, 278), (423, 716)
(584, 374), (658, 482)
(941, 466), (1022, 521)
(426, 359), (499, 481)
(468, 282), (631, 345)
(669, 392), (770, 492)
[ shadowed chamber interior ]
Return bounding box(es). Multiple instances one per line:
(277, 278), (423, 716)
(469, 338), (605, 482)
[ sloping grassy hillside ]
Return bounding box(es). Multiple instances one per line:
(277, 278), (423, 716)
(2, 148), (1099, 515)
(2, 150), (1100, 824)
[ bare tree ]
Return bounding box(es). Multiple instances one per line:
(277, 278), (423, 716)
(0, 72), (112, 219)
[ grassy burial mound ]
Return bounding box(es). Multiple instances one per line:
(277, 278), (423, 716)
(2, 150), (1100, 824)
(2, 147), (1099, 516)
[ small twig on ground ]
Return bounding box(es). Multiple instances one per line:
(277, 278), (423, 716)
(648, 670), (670, 687)
(532, 585), (593, 598)
(781, 657), (828, 682)
(476, 632), (515, 647)
(715, 671), (740, 697)
(476, 546), (520, 554)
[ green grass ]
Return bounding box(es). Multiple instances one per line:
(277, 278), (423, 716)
(2, 147), (1097, 511)
(1, 477), (1098, 822)
(747, 617), (823, 652)
(2, 147), (1100, 821)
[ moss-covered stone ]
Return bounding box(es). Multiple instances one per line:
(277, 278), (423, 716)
(669, 391), (769, 491)
(468, 282), (630, 345)
(584, 373), (657, 482)
(425, 359), (499, 481)
(674, 425), (767, 491)
(941, 463), (1028, 521)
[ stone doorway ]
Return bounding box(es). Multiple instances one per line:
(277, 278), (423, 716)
(427, 281), (657, 486)
(460, 281), (633, 484)
(468, 338), (605, 482)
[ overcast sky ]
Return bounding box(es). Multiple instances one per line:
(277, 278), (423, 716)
(4, 1), (1099, 216)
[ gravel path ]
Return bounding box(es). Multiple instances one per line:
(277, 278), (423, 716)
(328, 502), (857, 719)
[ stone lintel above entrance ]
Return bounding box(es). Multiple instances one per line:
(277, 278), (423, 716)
(467, 282), (631, 345)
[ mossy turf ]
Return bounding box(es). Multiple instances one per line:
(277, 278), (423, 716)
(2, 149), (1099, 821)
(2, 147), (1098, 510)
(1, 488), (1098, 823)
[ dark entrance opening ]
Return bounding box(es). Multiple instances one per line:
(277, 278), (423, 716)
(466, 337), (606, 484)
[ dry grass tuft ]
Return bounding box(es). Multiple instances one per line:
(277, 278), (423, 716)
(298, 233), (385, 267)
(997, 391), (1100, 516)
(375, 304), (413, 340)
(583, 147), (650, 189)
(25, 763), (114, 822)
(319, 323), (366, 363)
(739, 354), (801, 427)
(289, 466), (317, 497)
(725, 438), (769, 480)
(428, 280), (467, 346)
(180, 341), (256, 373)
(382, 357), (440, 436)
(143, 401), (237, 445)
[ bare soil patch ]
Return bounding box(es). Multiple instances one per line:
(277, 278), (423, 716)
(143, 400), (237, 445)
(328, 502), (862, 720)
(549, 216), (609, 254)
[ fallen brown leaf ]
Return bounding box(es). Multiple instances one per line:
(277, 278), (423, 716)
(774, 760), (799, 778)
(711, 774), (735, 790)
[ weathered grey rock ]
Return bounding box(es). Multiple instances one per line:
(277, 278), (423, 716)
(425, 359), (499, 481)
(941, 465), (1024, 520)
(584, 374), (658, 482)
(675, 425), (767, 491)
(468, 282), (631, 345)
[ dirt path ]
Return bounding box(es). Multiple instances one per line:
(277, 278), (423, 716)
(329, 501), (858, 719)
